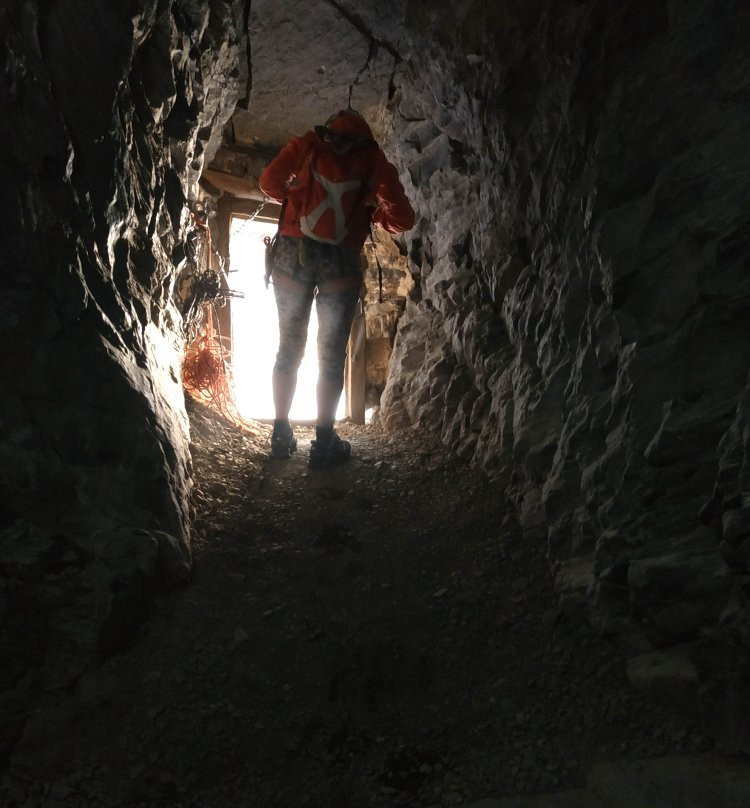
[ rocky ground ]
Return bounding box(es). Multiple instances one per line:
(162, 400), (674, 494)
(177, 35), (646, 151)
(1, 401), (715, 808)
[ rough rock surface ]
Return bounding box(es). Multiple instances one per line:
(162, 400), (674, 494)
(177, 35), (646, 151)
(0, 403), (720, 808)
(0, 0), (247, 761)
(2, 0), (750, 776)
(362, 228), (412, 406)
(378, 0), (750, 748)
(235, 0), (408, 148)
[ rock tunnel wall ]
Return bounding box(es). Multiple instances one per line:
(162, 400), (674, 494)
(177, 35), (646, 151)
(1, 0), (749, 761)
(381, 0), (750, 747)
(0, 0), (246, 757)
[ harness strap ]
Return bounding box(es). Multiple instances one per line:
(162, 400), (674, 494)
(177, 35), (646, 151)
(264, 199), (288, 288)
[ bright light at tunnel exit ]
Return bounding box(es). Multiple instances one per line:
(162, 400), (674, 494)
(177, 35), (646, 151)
(229, 217), (345, 421)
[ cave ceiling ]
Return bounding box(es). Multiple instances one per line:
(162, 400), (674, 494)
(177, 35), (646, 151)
(226, 0), (408, 158)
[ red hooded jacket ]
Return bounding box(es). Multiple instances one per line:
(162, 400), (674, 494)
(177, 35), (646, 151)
(259, 112), (415, 252)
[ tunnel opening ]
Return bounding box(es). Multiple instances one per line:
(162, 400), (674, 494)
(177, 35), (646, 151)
(228, 214), (347, 422)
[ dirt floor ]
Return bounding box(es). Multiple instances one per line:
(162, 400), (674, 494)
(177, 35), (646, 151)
(1, 402), (711, 808)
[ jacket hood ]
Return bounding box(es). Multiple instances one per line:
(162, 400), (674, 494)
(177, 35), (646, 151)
(324, 110), (374, 140)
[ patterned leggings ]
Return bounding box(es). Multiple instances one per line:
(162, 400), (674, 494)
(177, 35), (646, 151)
(272, 236), (361, 382)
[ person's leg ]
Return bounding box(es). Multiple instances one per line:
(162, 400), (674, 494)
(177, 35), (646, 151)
(308, 277), (360, 469)
(315, 280), (361, 427)
(273, 271), (314, 416)
(271, 241), (314, 456)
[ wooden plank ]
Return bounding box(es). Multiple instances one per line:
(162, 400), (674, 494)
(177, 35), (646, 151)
(213, 193), (233, 359)
(346, 302), (366, 424)
(201, 168), (263, 200)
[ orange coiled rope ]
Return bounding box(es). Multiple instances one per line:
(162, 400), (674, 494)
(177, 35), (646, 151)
(182, 311), (261, 435)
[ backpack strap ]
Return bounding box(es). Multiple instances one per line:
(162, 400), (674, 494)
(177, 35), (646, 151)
(300, 142), (373, 245)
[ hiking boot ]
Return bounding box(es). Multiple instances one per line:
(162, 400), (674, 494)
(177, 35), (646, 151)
(270, 421), (297, 458)
(308, 430), (351, 470)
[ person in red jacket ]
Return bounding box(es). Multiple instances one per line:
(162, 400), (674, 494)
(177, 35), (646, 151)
(260, 108), (415, 469)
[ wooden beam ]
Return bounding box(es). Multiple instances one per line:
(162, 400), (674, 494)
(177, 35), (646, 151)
(201, 168), (263, 200)
(214, 193), (233, 361)
(346, 303), (366, 424)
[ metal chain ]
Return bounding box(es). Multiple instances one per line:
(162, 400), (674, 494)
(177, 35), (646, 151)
(231, 196), (272, 239)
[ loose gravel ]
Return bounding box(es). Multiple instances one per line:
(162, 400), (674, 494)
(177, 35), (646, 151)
(0, 401), (710, 808)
